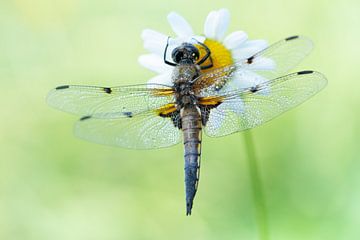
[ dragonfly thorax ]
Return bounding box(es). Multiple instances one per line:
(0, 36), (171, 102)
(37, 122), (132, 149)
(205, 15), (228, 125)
(174, 81), (197, 107)
(172, 63), (200, 83)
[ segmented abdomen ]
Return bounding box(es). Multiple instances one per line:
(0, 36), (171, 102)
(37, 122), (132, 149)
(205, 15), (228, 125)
(181, 105), (202, 215)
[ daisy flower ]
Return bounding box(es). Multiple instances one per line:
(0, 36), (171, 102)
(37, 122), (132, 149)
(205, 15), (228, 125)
(138, 8), (275, 91)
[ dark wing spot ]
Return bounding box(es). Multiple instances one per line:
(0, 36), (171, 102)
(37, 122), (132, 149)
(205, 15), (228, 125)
(200, 107), (210, 126)
(247, 56), (254, 64)
(103, 87), (112, 94)
(80, 115), (92, 121)
(250, 85), (259, 93)
(159, 110), (182, 129)
(298, 70), (314, 75)
(285, 35), (299, 41)
(123, 112), (133, 118)
(55, 85), (70, 90)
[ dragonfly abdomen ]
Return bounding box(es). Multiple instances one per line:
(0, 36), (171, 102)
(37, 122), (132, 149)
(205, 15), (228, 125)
(181, 106), (202, 215)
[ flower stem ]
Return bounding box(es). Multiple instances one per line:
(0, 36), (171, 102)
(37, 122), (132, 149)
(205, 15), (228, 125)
(243, 130), (269, 240)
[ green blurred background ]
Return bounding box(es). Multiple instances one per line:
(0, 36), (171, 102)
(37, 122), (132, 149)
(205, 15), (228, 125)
(1, 0), (359, 239)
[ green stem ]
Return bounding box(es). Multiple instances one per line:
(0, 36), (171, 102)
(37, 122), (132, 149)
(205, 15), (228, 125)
(243, 130), (269, 240)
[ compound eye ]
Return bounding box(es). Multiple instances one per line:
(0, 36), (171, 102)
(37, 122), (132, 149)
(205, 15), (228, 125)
(172, 50), (183, 63)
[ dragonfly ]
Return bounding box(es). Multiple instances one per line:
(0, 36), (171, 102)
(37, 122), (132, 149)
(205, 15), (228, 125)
(47, 35), (327, 215)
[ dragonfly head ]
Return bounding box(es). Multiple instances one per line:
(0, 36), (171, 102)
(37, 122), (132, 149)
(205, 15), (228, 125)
(172, 43), (200, 64)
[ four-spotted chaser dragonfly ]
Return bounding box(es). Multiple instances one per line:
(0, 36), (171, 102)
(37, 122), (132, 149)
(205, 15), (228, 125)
(47, 35), (327, 215)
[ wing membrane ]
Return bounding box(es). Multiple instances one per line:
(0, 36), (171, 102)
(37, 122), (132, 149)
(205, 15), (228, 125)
(47, 84), (175, 118)
(204, 71), (327, 137)
(194, 36), (313, 95)
(75, 112), (181, 149)
(47, 83), (180, 149)
(247, 35), (313, 79)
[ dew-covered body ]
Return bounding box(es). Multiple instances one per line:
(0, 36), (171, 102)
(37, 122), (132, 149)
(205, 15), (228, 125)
(172, 61), (203, 215)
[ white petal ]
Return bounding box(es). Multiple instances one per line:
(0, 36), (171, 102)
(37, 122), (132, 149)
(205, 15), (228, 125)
(167, 12), (193, 37)
(232, 70), (265, 88)
(214, 9), (230, 40)
(138, 54), (171, 73)
(147, 71), (173, 86)
(143, 40), (166, 56)
(141, 29), (168, 55)
(232, 46), (261, 59)
(204, 10), (217, 39)
(232, 70), (270, 95)
(224, 31), (248, 50)
(141, 29), (167, 42)
(241, 40), (268, 51)
(231, 47), (263, 60)
(246, 57), (276, 71)
(231, 39), (269, 60)
(173, 35), (206, 45)
(204, 9), (230, 40)
(191, 35), (206, 43)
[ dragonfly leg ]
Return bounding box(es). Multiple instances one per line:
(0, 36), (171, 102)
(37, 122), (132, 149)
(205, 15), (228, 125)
(164, 36), (177, 66)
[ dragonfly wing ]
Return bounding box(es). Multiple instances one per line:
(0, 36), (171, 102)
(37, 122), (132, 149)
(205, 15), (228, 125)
(203, 71), (327, 137)
(193, 36), (314, 94)
(47, 84), (175, 118)
(75, 111), (182, 149)
(47, 83), (181, 149)
(245, 35), (313, 79)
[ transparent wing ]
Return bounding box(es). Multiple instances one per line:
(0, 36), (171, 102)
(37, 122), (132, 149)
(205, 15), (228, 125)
(204, 71), (327, 137)
(48, 83), (180, 149)
(47, 84), (175, 118)
(193, 35), (313, 95)
(247, 35), (313, 79)
(74, 112), (181, 149)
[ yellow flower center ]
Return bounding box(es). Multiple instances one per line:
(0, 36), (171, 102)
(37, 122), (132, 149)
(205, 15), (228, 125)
(197, 39), (233, 73)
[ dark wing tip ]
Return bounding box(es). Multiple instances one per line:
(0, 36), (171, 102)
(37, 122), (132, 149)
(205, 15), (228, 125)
(80, 115), (92, 121)
(55, 85), (70, 90)
(297, 70), (314, 75)
(285, 35), (299, 41)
